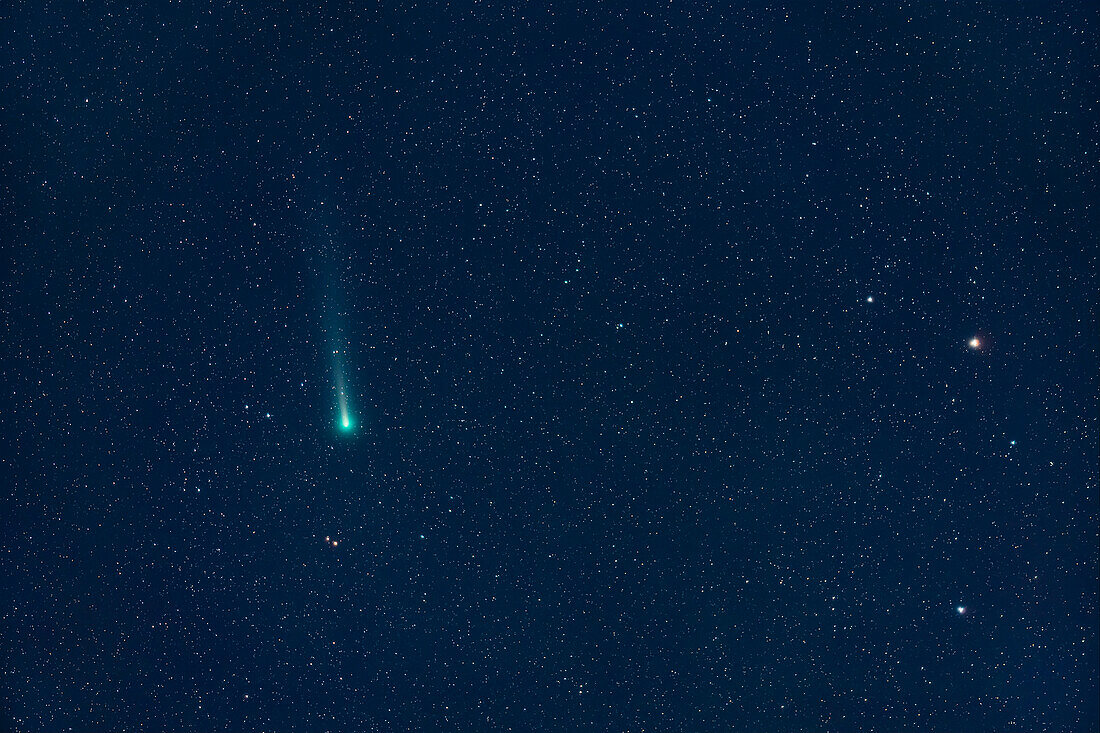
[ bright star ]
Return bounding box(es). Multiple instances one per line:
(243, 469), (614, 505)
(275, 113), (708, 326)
(968, 337), (981, 350)
(956, 605), (966, 615)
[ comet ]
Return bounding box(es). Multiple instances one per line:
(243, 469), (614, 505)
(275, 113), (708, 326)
(335, 360), (353, 431)
(318, 223), (357, 435)
(328, 334), (355, 434)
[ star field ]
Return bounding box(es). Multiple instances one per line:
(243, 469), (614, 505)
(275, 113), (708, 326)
(2, 3), (1096, 731)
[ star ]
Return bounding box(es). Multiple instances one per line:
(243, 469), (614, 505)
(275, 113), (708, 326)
(956, 605), (967, 615)
(968, 337), (981, 350)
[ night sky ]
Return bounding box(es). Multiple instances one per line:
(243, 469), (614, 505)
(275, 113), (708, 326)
(2, 3), (1097, 732)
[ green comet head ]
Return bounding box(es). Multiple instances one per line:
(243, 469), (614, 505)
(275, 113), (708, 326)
(338, 411), (354, 432)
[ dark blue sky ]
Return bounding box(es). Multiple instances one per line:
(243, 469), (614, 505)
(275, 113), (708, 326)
(3, 3), (1096, 731)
